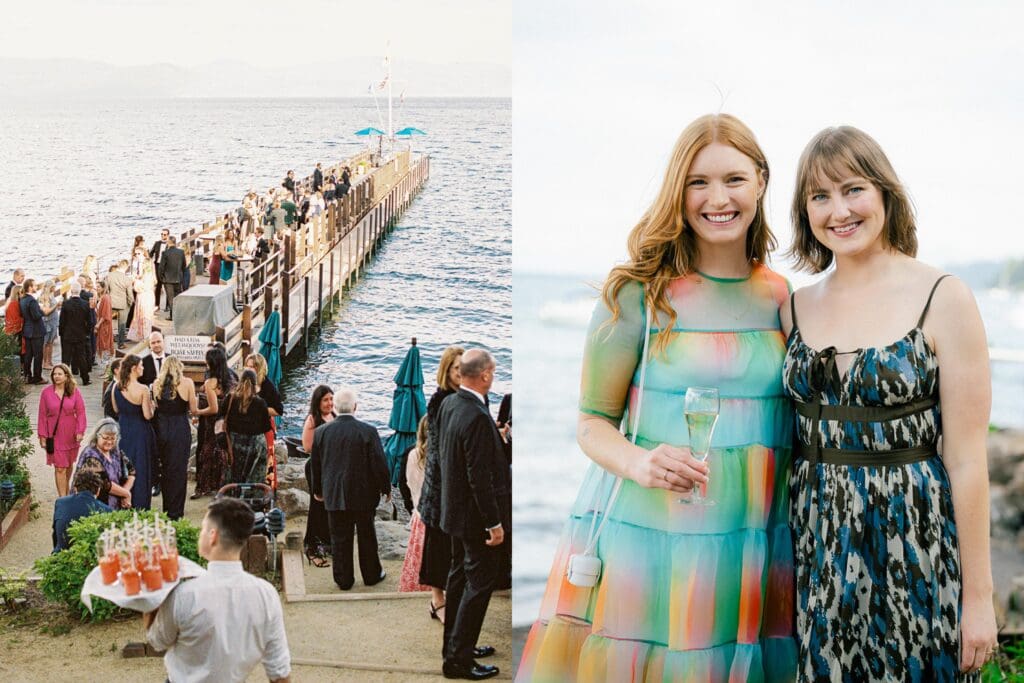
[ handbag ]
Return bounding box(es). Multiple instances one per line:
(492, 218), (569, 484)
(566, 299), (653, 589)
(45, 393), (67, 456)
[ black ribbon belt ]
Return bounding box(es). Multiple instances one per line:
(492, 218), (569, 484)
(796, 363), (940, 487)
(795, 442), (937, 467)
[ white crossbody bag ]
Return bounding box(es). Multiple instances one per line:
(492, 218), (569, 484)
(566, 302), (653, 588)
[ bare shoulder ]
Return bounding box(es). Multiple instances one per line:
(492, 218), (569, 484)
(927, 273), (978, 320)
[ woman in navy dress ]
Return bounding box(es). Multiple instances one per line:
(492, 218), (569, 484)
(111, 354), (156, 510)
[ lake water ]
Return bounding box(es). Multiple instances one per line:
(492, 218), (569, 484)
(0, 96), (512, 434)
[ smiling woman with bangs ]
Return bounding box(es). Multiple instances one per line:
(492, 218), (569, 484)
(516, 114), (797, 682)
(781, 126), (997, 681)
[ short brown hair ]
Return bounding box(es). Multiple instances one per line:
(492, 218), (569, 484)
(788, 126), (917, 273)
(205, 498), (254, 550)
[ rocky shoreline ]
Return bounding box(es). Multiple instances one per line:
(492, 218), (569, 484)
(987, 428), (1024, 633)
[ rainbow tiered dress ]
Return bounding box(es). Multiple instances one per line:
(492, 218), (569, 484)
(516, 265), (798, 682)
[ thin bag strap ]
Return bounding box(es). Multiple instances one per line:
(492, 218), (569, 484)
(50, 393), (67, 439)
(581, 298), (653, 557)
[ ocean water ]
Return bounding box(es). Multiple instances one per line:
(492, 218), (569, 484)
(0, 96), (511, 432)
(512, 270), (1024, 627)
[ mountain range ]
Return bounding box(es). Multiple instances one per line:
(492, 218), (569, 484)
(1, 57), (510, 98)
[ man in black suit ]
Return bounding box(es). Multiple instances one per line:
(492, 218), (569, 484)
(19, 279), (45, 384)
(436, 349), (509, 681)
(58, 282), (92, 385)
(150, 228), (169, 310)
(309, 388), (391, 591)
(141, 330), (168, 497)
(140, 331), (166, 386)
(158, 236), (186, 319)
(312, 162), (323, 193)
(4, 268), (24, 301)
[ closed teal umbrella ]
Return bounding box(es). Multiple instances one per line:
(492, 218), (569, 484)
(258, 309), (283, 387)
(384, 338), (427, 485)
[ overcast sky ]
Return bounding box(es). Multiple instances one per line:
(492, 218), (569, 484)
(514, 0), (1024, 278)
(1, 0), (510, 67)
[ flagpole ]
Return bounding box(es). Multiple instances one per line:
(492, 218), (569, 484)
(386, 47), (393, 155)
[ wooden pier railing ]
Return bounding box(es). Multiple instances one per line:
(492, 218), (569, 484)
(1, 148), (431, 373)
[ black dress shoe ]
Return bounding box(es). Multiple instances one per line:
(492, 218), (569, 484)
(473, 646), (496, 658)
(151, 485), (161, 497)
(336, 582), (353, 591)
(365, 570), (386, 586)
(442, 661), (499, 680)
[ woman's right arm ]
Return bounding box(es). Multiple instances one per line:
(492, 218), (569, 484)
(576, 281), (706, 493)
(301, 415), (315, 453)
(195, 379), (219, 415)
(37, 392), (48, 448)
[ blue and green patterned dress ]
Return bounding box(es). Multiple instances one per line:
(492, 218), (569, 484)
(784, 275), (973, 682)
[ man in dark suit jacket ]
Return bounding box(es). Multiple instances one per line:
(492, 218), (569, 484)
(53, 468), (112, 552)
(312, 163), (323, 192)
(436, 349), (509, 681)
(158, 236), (186, 319)
(310, 388), (391, 591)
(19, 279), (46, 384)
(139, 331), (167, 387)
(150, 228), (169, 310)
(58, 282), (92, 384)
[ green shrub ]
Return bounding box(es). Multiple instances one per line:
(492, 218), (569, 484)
(0, 412), (32, 505)
(0, 331), (25, 420)
(34, 509), (204, 622)
(982, 637), (1024, 682)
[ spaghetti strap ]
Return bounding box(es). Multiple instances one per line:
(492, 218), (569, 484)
(789, 292), (799, 334)
(916, 274), (953, 328)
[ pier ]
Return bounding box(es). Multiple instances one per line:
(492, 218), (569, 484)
(1, 148), (431, 374)
(0, 147), (513, 678)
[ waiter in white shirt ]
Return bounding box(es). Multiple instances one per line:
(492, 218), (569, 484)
(145, 498), (291, 683)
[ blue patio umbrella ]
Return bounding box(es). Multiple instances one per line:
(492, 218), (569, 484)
(257, 309), (283, 387)
(383, 338), (428, 485)
(394, 127), (426, 136)
(354, 127), (385, 136)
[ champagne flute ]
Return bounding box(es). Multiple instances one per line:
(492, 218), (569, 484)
(679, 386), (719, 505)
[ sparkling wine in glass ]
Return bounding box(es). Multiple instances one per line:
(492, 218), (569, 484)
(680, 386), (719, 505)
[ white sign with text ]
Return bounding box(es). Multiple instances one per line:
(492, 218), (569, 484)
(165, 335), (213, 362)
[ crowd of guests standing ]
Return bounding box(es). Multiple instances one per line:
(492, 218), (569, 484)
(301, 345), (511, 680)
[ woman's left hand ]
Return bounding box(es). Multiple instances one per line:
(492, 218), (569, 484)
(75, 433), (83, 443)
(960, 595), (999, 672)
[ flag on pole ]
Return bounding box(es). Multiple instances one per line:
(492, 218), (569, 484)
(377, 76), (389, 90)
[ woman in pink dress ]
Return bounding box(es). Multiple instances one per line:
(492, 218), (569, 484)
(128, 260), (156, 342)
(94, 281), (114, 362)
(37, 363), (87, 496)
(399, 417), (441, 613)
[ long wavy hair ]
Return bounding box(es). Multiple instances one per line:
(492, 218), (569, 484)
(50, 363), (77, 397)
(436, 346), (464, 391)
(308, 384), (334, 428)
(204, 346), (232, 393)
(415, 415), (429, 468)
(245, 352), (268, 384)
(231, 369), (259, 414)
(119, 354), (141, 391)
(153, 355), (184, 401)
(601, 113), (774, 353)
